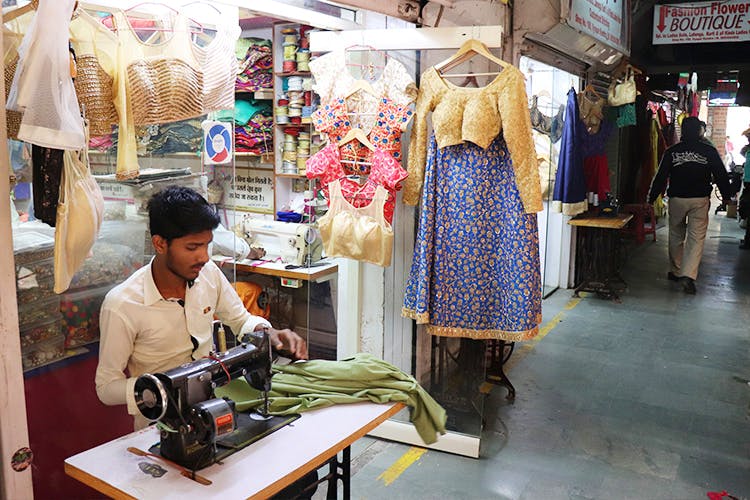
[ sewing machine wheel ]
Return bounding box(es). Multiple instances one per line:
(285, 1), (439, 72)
(303, 227), (319, 244)
(134, 373), (168, 422)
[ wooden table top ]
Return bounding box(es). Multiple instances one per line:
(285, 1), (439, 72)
(567, 213), (633, 230)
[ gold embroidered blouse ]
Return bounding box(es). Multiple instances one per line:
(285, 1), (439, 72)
(404, 66), (543, 214)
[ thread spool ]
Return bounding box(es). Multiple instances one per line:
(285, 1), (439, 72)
(282, 60), (297, 73)
(287, 77), (303, 91)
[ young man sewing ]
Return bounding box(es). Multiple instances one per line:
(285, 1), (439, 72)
(95, 186), (308, 429)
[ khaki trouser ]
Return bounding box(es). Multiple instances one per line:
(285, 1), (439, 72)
(668, 196), (710, 280)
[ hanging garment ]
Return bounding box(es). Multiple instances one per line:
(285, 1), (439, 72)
(552, 89), (588, 216)
(192, 22), (240, 113)
(111, 10), (204, 179)
(31, 146), (64, 226)
(305, 143), (407, 224)
(578, 91), (605, 135)
(402, 134), (541, 340)
(310, 49), (417, 108)
(312, 97), (413, 172)
(215, 353), (447, 445)
(404, 66), (541, 213)
(3, 11), (34, 140)
(7, 0), (86, 150)
(580, 118), (613, 205)
(317, 180), (393, 267)
(54, 145), (104, 293)
(69, 9), (121, 137)
(529, 95), (564, 143)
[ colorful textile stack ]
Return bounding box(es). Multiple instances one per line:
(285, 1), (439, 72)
(236, 38), (273, 92)
(236, 113), (273, 154)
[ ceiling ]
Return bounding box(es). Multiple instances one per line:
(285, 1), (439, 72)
(630, 0), (750, 80)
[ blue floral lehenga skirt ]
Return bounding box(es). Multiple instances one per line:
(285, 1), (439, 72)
(402, 134), (542, 341)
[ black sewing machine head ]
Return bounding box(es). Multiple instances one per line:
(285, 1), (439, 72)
(134, 335), (274, 470)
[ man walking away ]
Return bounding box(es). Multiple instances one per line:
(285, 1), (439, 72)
(648, 116), (732, 294)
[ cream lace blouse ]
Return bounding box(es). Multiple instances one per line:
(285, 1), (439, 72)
(404, 66), (542, 214)
(309, 48), (418, 132)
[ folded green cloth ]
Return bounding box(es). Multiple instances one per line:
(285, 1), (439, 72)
(216, 353), (447, 445)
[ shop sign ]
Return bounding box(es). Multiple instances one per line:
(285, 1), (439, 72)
(653, 1), (750, 44)
(223, 168), (274, 214)
(569, 0), (629, 53)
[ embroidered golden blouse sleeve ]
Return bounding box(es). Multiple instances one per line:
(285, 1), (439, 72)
(404, 76), (435, 206)
(498, 72), (543, 213)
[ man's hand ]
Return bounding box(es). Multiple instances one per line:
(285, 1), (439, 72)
(267, 328), (308, 360)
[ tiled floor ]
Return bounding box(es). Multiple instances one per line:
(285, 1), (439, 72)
(326, 210), (750, 499)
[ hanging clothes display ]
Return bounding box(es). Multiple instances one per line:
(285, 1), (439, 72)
(317, 180), (394, 267)
(31, 145), (64, 226)
(529, 94), (564, 143)
(3, 10), (34, 141)
(305, 143), (407, 224)
(580, 119), (614, 206)
(312, 97), (413, 171)
(111, 9), (204, 179)
(7, 0), (86, 150)
(552, 88), (588, 216)
(69, 9), (121, 137)
(402, 61), (542, 341)
(310, 49), (416, 169)
(192, 21), (240, 113)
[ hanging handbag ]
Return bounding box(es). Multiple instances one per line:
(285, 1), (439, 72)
(608, 66), (637, 107)
(53, 145), (104, 293)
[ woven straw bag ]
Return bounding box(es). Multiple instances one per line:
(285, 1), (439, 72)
(4, 56), (23, 140)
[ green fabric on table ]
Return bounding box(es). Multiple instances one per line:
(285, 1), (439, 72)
(215, 353), (447, 445)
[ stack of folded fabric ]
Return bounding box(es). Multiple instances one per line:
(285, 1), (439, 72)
(140, 118), (204, 155)
(217, 99), (273, 155)
(236, 38), (273, 93)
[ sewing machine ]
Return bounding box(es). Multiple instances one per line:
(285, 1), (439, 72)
(133, 333), (298, 470)
(237, 217), (323, 266)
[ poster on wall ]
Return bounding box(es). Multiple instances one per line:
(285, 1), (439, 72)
(653, 1), (750, 44)
(202, 120), (233, 165)
(569, 0), (630, 53)
(221, 167), (274, 214)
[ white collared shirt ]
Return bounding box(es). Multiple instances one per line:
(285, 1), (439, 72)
(95, 259), (271, 418)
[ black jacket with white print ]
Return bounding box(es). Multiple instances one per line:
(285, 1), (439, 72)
(648, 139), (731, 203)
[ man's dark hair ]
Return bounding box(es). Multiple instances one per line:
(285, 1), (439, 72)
(681, 116), (702, 142)
(148, 186), (220, 242)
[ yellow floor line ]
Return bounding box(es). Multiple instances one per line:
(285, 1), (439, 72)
(500, 295), (582, 372)
(377, 446), (427, 486)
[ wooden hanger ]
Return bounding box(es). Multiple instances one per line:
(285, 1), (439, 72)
(581, 83), (603, 100)
(4, 0), (38, 23)
(434, 38), (508, 76)
(345, 79), (377, 99)
(338, 127), (375, 152)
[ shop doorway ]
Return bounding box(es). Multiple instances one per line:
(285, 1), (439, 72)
(519, 56), (579, 297)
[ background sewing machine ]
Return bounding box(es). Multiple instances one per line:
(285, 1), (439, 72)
(237, 217), (323, 266)
(134, 333), (298, 471)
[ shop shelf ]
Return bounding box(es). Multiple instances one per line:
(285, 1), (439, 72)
(20, 315), (63, 349)
(21, 334), (65, 372)
(274, 71), (311, 77)
(18, 295), (61, 331)
(61, 284), (115, 348)
(16, 257), (56, 305)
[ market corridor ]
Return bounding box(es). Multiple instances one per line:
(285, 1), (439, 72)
(342, 210), (750, 499)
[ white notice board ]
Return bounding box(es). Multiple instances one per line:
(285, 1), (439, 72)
(222, 168), (274, 214)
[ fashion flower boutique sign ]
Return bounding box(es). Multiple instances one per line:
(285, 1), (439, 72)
(653, 1), (750, 44)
